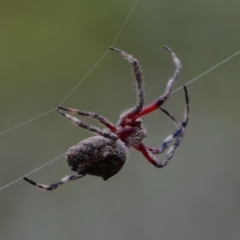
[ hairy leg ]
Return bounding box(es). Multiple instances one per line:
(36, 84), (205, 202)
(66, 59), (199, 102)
(135, 134), (184, 168)
(135, 86), (189, 167)
(147, 86), (189, 154)
(23, 174), (85, 191)
(109, 47), (144, 124)
(57, 109), (118, 141)
(58, 106), (117, 133)
(134, 46), (182, 119)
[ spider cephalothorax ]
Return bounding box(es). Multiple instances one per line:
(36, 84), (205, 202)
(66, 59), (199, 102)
(116, 118), (146, 147)
(24, 46), (189, 191)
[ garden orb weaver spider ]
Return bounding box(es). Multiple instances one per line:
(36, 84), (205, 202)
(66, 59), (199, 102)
(24, 46), (189, 191)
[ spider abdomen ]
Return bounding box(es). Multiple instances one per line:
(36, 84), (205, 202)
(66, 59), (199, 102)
(66, 136), (128, 180)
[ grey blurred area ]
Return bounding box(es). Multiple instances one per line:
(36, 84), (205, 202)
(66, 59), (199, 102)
(0, 0), (240, 239)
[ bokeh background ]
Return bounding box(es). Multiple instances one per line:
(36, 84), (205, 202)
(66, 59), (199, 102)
(0, 0), (240, 239)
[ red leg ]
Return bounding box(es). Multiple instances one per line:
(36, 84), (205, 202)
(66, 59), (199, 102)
(134, 143), (166, 168)
(146, 146), (161, 154)
(134, 96), (167, 119)
(134, 125), (185, 168)
(134, 46), (182, 119)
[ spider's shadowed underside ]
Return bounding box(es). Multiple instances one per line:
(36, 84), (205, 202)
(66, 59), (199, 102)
(23, 46), (190, 191)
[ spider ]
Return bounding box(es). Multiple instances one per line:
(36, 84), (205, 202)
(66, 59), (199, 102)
(23, 46), (189, 191)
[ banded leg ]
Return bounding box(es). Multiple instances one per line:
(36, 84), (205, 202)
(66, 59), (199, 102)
(135, 131), (184, 168)
(134, 46), (182, 119)
(148, 86), (189, 154)
(57, 109), (118, 141)
(135, 126), (186, 168)
(23, 174), (85, 191)
(134, 86), (189, 168)
(58, 106), (117, 133)
(109, 47), (144, 123)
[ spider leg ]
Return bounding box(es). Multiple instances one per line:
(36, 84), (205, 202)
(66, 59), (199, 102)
(135, 139), (183, 168)
(109, 47), (144, 123)
(134, 46), (182, 119)
(135, 127), (186, 168)
(57, 109), (118, 141)
(23, 174), (85, 191)
(58, 106), (117, 133)
(150, 119), (184, 154)
(152, 85), (189, 153)
(134, 86), (189, 167)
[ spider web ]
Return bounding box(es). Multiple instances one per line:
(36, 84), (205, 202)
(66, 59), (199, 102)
(0, 0), (240, 192)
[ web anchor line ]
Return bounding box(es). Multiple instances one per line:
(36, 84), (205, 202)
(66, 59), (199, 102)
(173, 49), (240, 93)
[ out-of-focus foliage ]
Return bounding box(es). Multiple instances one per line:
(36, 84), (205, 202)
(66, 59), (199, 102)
(0, 1), (240, 239)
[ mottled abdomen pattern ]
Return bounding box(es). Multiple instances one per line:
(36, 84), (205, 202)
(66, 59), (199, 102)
(66, 136), (128, 180)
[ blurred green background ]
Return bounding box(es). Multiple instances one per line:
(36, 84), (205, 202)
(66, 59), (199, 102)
(0, 0), (240, 239)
